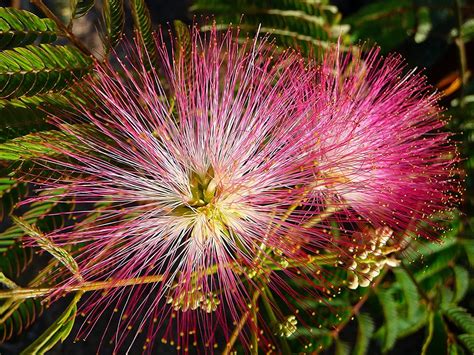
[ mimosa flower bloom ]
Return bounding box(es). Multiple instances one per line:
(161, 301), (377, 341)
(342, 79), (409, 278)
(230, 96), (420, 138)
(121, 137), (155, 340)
(23, 26), (458, 353)
(28, 27), (329, 352)
(303, 45), (458, 234)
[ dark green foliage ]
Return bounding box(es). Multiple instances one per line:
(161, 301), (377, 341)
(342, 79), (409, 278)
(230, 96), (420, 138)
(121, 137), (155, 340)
(0, 129), (72, 160)
(375, 289), (398, 352)
(0, 297), (44, 344)
(130, 0), (157, 63)
(0, 196), (60, 253)
(103, 0), (124, 50)
(458, 334), (474, 353)
(353, 313), (374, 355)
(334, 339), (350, 355)
(0, 44), (92, 99)
(0, 245), (33, 279)
(444, 307), (474, 334)
(0, 99), (50, 143)
(343, 0), (416, 51)
(0, 1), (472, 354)
(0, 8), (58, 50)
(191, 0), (348, 54)
(174, 19), (191, 60)
(71, 0), (95, 19)
(19, 292), (81, 354)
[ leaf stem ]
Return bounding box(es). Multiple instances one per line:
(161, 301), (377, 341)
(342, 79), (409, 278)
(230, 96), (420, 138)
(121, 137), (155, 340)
(421, 311), (435, 355)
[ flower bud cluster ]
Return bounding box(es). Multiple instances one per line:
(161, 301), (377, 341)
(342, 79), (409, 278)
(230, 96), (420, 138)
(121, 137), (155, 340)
(345, 227), (400, 290)
(273, 248), (290, 269)
(166, 288), (220, 313)
(275, 315), (298, 338)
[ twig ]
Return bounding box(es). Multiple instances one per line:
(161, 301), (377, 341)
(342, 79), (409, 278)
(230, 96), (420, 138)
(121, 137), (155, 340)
(0, 247), (352, 301)
(30, 0), (93, 58)
(0, 273), (164, 300)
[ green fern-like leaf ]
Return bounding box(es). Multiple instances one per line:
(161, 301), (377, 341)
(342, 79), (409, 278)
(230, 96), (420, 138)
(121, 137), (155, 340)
(463, 239), (474, 267)
(103, 0), (124, 49)
(0, 297), (44, 343)
(0, 177), (18, 199)
(20, 291), (82, 354)
(0, 91), (81, 143)
(0, 195), (61, 253)
(0, 8), (58, 50)
(0, 100), (51, 143)
(353, 313), (375, 355)
(71, 0), (95, 19)
(342, 0), (415, 52)
(414, 245), (459, 282)
(444, 307), (474, 334)
(458, 334), (474, 353)
(13, 216), (82, 281)
(452, 266), (469, 303)
(335, 339), (350, 355)
(376, 289), (399, 352)
(0, 189), (79, 343)
(0, 179), (32, 280)
(0, 178), (27, 222)
(174, 20), (191, 60)
(130, 0), (157, 63)
(191, 0), (348, 54)
(0, 44), (92, 99)
(0, 129), (74, 161)
(394, 268), (421, 320)
(0, 245), (33, 280)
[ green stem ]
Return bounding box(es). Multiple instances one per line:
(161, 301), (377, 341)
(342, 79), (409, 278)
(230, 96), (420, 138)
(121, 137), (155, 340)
(1, 245), (401, 301)
(1, 200), (346, 302)
(421, 311), (435, 355)
(303, 205), (342, 229)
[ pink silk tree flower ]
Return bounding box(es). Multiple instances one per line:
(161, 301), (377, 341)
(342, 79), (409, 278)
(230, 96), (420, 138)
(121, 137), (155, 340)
(23, 27), (335, 353)
(302, 44), (459, 237)
(20, 26), (459, 353)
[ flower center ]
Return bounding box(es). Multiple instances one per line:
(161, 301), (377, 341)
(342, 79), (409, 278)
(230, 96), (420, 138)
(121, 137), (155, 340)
(187, 167), (217, 207)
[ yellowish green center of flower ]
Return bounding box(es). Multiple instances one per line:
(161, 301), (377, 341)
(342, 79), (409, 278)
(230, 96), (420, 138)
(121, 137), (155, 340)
(187, 167), (217, 207)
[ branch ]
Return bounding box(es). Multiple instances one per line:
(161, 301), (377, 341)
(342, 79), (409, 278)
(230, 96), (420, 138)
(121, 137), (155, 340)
(0, 273), (164, 300)
(30, 0), (94, 58)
